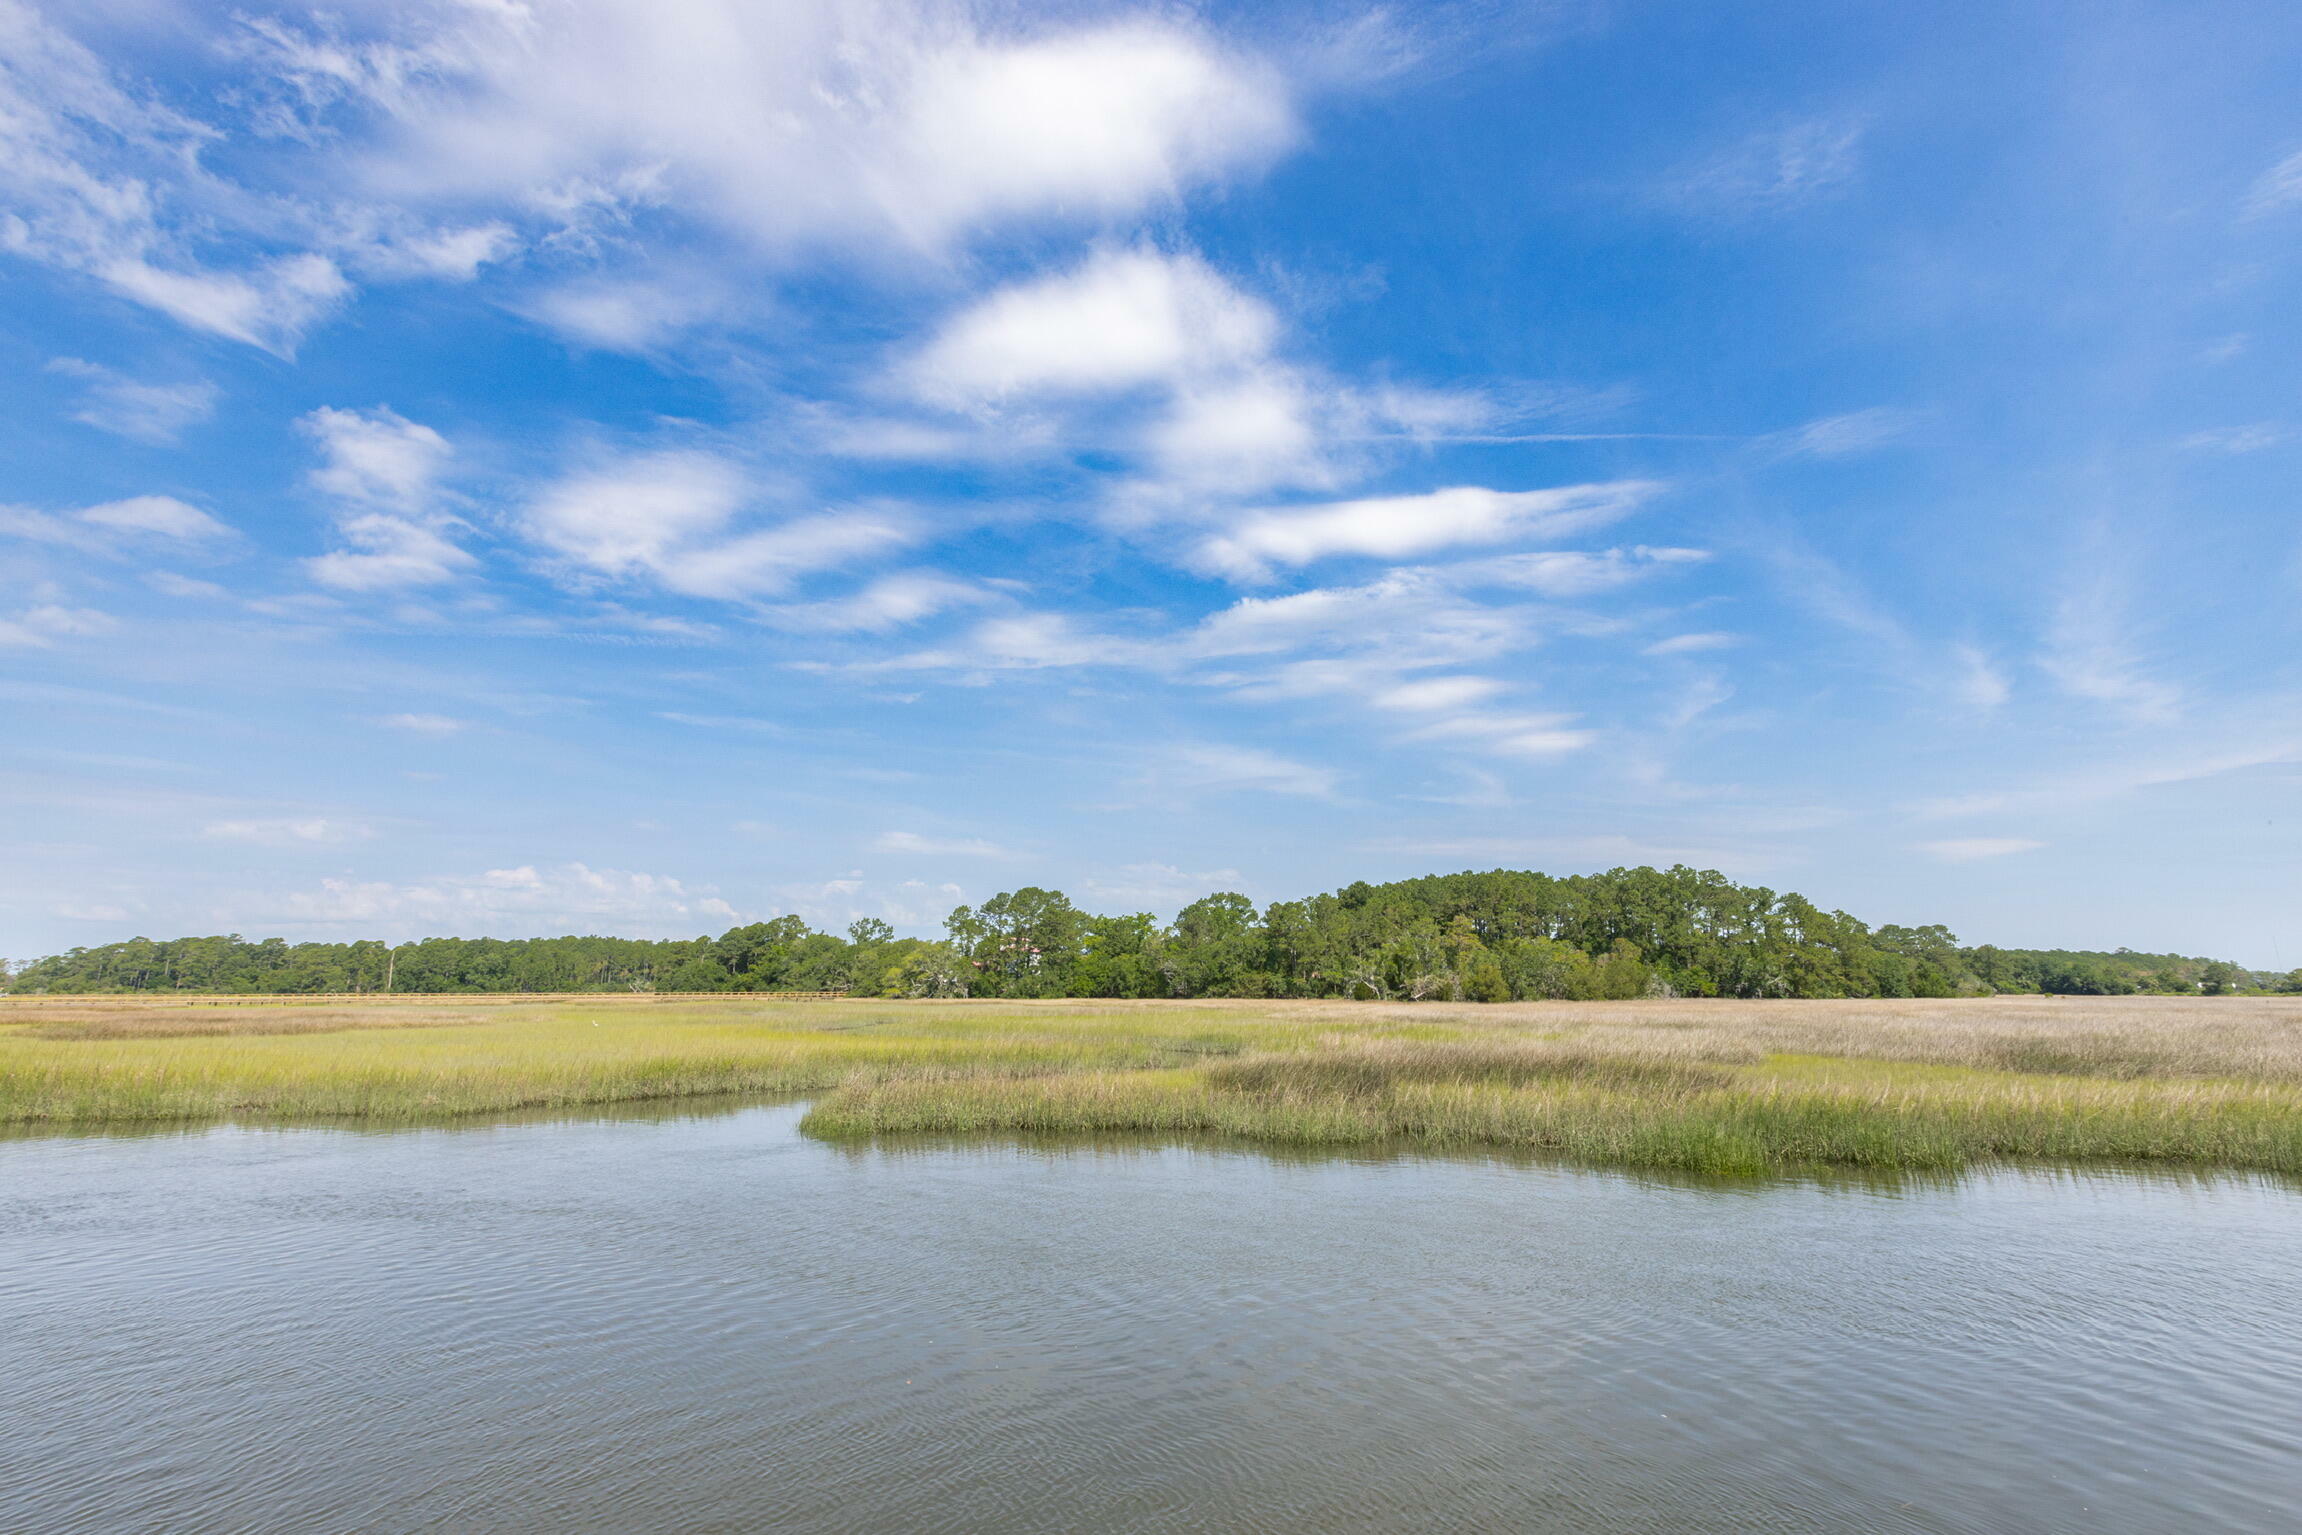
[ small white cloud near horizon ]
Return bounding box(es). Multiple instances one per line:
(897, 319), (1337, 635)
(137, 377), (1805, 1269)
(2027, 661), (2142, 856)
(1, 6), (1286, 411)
(379, 713), (464, 734)
(1918, 837), (2045, 862)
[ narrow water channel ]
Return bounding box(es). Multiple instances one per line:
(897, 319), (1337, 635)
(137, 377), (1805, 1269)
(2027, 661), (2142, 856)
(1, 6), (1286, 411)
(3, 1101), (2298, 1534)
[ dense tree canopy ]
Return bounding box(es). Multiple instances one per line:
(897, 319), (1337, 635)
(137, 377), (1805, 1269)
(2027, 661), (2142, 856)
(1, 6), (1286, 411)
(3, 866), (2278, 999)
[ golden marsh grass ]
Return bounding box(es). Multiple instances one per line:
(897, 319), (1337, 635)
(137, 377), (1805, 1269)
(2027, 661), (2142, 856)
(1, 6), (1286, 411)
(3, 994), (2297, 1175)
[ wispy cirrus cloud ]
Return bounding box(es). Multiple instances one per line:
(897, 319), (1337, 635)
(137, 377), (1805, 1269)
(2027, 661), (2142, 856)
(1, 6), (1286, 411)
(2242, 146), (2302, 217)
(1663, 117), (1866, 213)
(46, 359), (218, 443)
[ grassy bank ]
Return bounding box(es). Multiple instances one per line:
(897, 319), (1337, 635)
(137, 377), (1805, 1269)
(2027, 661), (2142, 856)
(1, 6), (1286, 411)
(4, 995), (2299, 1176)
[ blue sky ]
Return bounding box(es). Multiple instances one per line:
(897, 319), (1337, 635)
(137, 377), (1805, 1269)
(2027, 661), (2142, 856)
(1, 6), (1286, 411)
(3, 0), (2299, 965)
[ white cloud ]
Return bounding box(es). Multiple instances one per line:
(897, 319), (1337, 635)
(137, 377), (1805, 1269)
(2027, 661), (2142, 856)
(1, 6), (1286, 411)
(98, 253), (350, 354)
(284, 4), (1292, 257)
(1197, 480), (1661, 580)
(47, 359), (217, 443)
(1950, 645), (2009, 709)
(1454, 545), (1708, 598)
(656, 516), (913, 601)
(308, 513), (475, 590)
(1777, 407), (1923, 459)
(906, 248), (1336, 497)
(202, 817), (376, 846)
(3, 495), (229, 550)
(2178, 423), (2286, 454)
(0, 0), (354, 350)
(302, 407), (452, 511)
(0, 0), (1299, 359)
(1403, 712), (1596, 758)
(1917, 837), (2044, 863)
(523, 449), (911, 599)
(860, 610), (1155, 674)
(146, 571), (229, 599)
(296, 405), (476, 589)
(379, 713), (463, 734)
(527, 451), (744, 575)
(1148, 369), (1322, 492)
(76, 495), (228, 540)
(521, 272), (732, 351)
(874, 830), (1015, 858)
(2243, 148), (2302, 217)
(349, 220), (515, 281)
(23, 3), (1314, 363)
(1371, 675), (1504, 711)
(0, 603), (114, 648)
(908, 248), (1277, 405)
(762, 572), (995, 633)
(1644, 631), (1740, 656)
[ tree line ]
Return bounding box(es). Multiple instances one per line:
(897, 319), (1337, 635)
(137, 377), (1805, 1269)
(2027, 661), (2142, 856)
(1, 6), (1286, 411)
(3, 865), (2285, 999)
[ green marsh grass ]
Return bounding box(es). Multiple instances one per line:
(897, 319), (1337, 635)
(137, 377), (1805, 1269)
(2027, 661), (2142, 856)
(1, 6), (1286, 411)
(4, 994), (2298, 1175)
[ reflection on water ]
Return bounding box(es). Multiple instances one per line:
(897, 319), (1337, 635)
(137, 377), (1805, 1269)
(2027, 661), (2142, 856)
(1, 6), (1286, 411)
(3, 1102), (2299, 1534)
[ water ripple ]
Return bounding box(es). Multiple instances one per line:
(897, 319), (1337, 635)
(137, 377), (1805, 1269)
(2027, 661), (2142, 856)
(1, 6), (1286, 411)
(2, 1106), (2299, 1533)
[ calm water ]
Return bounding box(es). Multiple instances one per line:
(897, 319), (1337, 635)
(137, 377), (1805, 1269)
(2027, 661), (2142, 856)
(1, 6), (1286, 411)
(4, 1104), (2300, 1534)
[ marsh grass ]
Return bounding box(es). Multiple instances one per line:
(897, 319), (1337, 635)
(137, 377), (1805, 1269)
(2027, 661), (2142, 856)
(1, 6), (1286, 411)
(5, 994), (2299, 1176)
(0, 998), (1276, 1125)
(12, 1005), (498, 1040)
